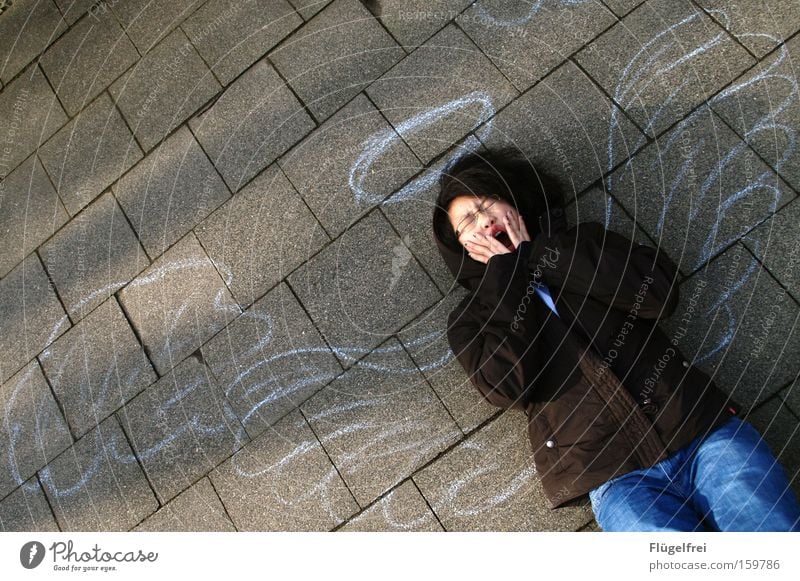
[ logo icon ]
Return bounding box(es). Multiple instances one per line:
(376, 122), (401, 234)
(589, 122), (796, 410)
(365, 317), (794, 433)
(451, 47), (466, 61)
(20, 541), (45, 569)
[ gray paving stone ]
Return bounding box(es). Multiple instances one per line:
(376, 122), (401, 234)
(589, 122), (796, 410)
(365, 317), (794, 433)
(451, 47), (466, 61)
(201, 282), (342, 438)
(0, 0), (68, 84)
(413, 409), (593, 531)
(381, 134), (484, 294)
(287, 208), (441, 369)
(278, 93), (423, 238)
(38, 297), (157, 439)
(339, 479), (443, 531)
(182, 0), (303, 86)
(109, 28), (221, 152)
(0, 256), (70, 385)
(0, 475), (59, 531)
(0, 155), (69, 279)
(605, 107), (794, 276)
(39, 191), (150, 322)
(38, 92), (143, 215)
(117, 233), (242, 375)
(476, 59), (645, 198)
(366, 23), (518, 164)
(457, 0), (616, 91)
(696, 0), (800, 58)
(39, 415), (158, 531)
(367, 0), (474, 48)
(711, 34), (800, 192)
(745, 396), (800, 502)
(0, 64), (67, 182)
(117, 356), (247, 504)
(134, 476), (236, 531)
(269, 0), (405, 122)
(189, 59), (315, 191)
(661, 243), (800, 411)
(743, 197), (800, 303)
(114, 126), (231, 258)
(574, 0), (754, 138)
(396, 288), (493, 434)
(301, 336), (461, 506)
(53, 0), (96, 25)
(0, 361), (72, 500)
(111, 0), (204, 53)
(601, 0), (644, 17)
(287, 0), (333, 20)
(39, 9), (139, 117)
(209, 408), (359, 530)
(780, 378), (800, 420)
(194, 164), (328, 307)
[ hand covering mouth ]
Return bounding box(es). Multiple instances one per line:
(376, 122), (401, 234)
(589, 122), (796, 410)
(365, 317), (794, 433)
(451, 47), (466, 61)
(489, 228), (515, 251)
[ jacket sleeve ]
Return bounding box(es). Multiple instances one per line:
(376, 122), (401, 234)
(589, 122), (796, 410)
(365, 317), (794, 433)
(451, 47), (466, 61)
(446, 240), (545, 411)
(529, 221), (680, 320)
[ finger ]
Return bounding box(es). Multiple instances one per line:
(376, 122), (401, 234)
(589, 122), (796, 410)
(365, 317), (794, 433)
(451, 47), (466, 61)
(517, 213), (531, 241)
(503, 212), (520, 247)
(464, 242), (488, 264)
(475, 232), (509, 255)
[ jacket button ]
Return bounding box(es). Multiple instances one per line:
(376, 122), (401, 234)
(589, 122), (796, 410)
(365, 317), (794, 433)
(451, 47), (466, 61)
(642, 398), (652, 405)
(545, 439), (556, 449)
(682, 360), (690, 368)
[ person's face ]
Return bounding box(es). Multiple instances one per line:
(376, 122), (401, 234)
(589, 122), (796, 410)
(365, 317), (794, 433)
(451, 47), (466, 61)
(447, 194), (519, 251)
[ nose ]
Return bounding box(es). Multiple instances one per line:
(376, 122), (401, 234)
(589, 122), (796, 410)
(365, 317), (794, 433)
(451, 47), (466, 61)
(476, 210), (495, 230)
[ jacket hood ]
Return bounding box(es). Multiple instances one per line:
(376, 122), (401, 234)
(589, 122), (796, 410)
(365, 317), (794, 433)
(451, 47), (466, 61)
(432, 207), (567, 293)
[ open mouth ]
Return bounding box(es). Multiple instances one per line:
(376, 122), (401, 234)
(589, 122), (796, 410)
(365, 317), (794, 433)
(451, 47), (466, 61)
(493, 230), (515, 251)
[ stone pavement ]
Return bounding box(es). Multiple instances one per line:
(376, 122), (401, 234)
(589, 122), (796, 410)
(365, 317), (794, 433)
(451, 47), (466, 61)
(1, 0), (799, 532)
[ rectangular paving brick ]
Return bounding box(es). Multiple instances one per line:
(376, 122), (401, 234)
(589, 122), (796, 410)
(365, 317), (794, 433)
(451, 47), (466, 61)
(117, 356), (247, 504)
(338, 479), (443, 531)
(201, 281), (343, 438)
(117, 233), (241, 375)
(0, 155), (69, 279)
(114, 126), (231, 258)
(38, 297), (157, 439)
(396, 288), (491, 433)
(189, 59), (315, 191)
(39, 191), (150, 322)
(574, 0), (754, 138)
(602, 0), (644, 17)
(0, 476), (59, 531)
(456, 0), (616, 91)
(0, 0), (68, 84)
(696, 0), (800, 57)
(39, 415), (158, 531)
(0, 256), (70, 385)
(39, 9), (139, 117)
(182, 0), (303, 86)
(269, 0), (405, 122)
(413, 411), (593, 531)
(194, 164), (328, 307)
(38, 92), (144, 215)
(661, 243), (800, 410)
(476, 59), (645, 198)
(0, 361), (72, 500)
(743, 197), (800, 303)
(300, 337), (461, 506)
(605, 107), (794, 275)
(134, 476), (236, 531)
(287, 208), (441, 369)
(380, 134), (484, 294)
(53, 0), (96, 25)
(369, 0), (474, 48)
(366, 23), (518, 164)
(109, 28), (221, 152)
(711, 34), (800, 191)
(278, 93), (422, 239)
(287, 0), (333, 20)
(0, 64), (67, 179)
(209, 408), (359, 530)
(110, 0), (205, 53)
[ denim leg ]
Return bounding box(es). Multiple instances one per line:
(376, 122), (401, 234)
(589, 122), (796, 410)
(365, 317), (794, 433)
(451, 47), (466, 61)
(687, 416), (800, 531)
(589, 462), (708, 532)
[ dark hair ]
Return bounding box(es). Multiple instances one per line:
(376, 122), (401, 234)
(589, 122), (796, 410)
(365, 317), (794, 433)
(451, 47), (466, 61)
(432, 147), (565, 254)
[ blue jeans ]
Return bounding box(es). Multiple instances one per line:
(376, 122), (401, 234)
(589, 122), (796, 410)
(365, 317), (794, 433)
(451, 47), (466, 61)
(588, 416), (800, 531)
